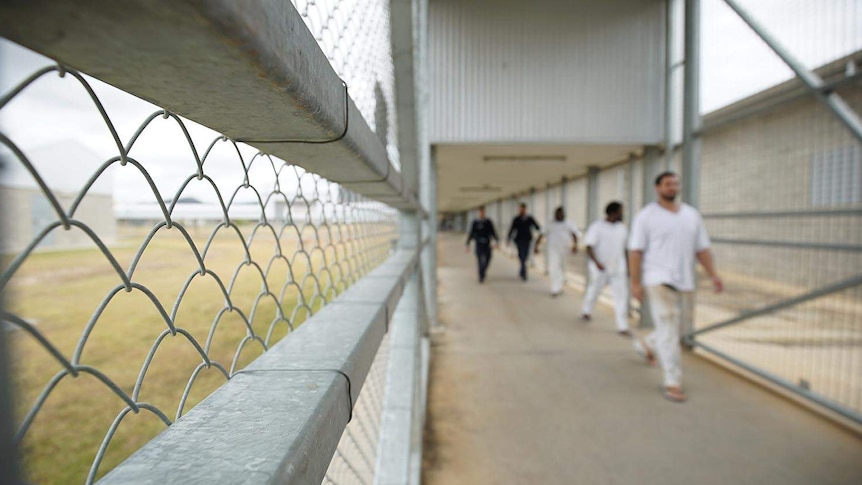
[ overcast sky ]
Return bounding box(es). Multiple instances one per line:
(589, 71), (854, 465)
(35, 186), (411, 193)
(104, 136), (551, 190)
(0, 45), (309, 208)
(0, 0), (860, 205)
(701, 0), (861, 112)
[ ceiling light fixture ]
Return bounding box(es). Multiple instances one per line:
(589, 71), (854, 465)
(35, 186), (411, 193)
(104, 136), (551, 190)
(459, 184), (502, 193)
(482, 155), (566, 163)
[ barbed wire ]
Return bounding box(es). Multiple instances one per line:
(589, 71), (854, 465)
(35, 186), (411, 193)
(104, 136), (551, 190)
(0, 62), (399, 484)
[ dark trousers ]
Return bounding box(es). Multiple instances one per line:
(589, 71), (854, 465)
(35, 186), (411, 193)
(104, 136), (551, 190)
(515, 240), (531, 279)
(476, 245), (492, 281)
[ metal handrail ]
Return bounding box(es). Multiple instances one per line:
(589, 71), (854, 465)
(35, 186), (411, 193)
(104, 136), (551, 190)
(98, 247), (423, 485)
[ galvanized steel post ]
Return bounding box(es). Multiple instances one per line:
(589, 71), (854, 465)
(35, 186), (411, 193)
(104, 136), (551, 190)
(529, 188), (537, 266)
(545, 184), (552, 272)
(530, 187), (536, 214)
(682, 0), (701, 208)
(663, 0), (675, 171)
(561, 176), (568, 208)
(421, 145), (438, 328)
(642, 145), (663, 207)
(586, 166), (600, 275)
(587, 166), (600, 224)
(627, 154), (636, 231)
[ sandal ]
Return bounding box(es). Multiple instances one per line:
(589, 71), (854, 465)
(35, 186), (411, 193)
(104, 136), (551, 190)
(661, 386), (687, 403)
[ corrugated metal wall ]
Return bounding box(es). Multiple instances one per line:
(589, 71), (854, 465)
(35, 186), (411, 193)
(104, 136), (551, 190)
(428, 0), (665, 144)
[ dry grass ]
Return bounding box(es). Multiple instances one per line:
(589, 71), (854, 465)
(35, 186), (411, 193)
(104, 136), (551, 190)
(5, 222), (387, 484)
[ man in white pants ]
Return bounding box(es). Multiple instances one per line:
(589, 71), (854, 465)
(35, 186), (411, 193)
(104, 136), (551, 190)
(581, 201), (630, 336)
(534, 206), (579, 297)
(628, 172), (723, 403)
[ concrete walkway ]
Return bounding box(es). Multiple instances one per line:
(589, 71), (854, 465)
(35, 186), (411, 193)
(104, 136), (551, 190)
(422, 234), (862, 485)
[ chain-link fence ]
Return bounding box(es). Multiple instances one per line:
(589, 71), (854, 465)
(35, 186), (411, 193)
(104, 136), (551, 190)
(692, 0), (862, 420)
(292, 0), (401, 170)
(0, 55), (399, 484)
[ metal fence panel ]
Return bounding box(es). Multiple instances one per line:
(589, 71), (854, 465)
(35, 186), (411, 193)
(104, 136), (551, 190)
(693, 0), (862, 422)
(0, 59), (399, 483)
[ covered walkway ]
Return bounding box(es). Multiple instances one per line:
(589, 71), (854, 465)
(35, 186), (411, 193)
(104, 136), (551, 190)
(423, 233), (862, 485)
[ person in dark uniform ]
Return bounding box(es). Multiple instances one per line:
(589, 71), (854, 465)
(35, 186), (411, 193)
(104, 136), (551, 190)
(507, 202), (541, 281)
(465, 206), (499, 283)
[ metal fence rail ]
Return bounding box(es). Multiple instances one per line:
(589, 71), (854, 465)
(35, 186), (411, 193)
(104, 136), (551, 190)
(97, 248), (422, 485)
(0, 61), (400, 483)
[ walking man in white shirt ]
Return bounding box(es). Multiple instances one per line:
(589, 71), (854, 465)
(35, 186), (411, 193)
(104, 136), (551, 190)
(628, 172), (723, 403)
(581, 202), (631, 336)
(534, 206), (579, 297)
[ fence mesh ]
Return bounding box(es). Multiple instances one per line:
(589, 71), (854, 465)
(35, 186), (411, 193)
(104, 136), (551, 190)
(322, 334), (390, 485)
(0, 56), (399, 484)
(292, 0), (401, 170)
(692, 0), (862, 418)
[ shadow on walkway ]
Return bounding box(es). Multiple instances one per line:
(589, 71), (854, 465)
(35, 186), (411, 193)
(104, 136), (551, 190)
(422, 234), (862, 485)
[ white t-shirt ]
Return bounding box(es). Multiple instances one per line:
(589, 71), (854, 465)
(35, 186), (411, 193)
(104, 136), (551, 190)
(543, 220), (581, 254)
(584, 220), (628, 274)
(628, 202), (711, 291)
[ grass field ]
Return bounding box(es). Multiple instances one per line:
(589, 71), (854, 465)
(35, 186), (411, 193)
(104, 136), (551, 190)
(5, 222), (393, 484)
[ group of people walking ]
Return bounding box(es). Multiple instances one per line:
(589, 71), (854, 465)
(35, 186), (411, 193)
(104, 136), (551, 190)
(465, 171), (723, 402)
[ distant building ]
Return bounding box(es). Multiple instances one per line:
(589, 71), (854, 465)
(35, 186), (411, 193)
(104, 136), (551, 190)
(114, 196), (308, 228)
(0, 140), (116, 254)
